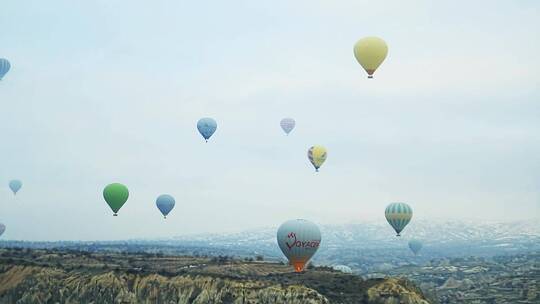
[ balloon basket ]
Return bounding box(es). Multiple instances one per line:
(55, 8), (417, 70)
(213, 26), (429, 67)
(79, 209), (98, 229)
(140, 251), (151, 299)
(113, 214), (118, 217)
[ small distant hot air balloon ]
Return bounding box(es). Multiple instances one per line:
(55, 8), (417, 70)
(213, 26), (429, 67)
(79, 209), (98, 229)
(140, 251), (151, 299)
(277, 219), (321, 272)
(0, 224), (5, 237)
(353, 37), (388, 79)
(385, 202), (413, 236)
(103, 183), (129, 216)
(0, 58), (11, 80)
(197, 118), (217, 142)
(408, 239), (423, 255)
(280, 118), (296, 135)
(333, 265), (353, 274)
(308, 146), (327, 172)
(9, 180), (22, 195)
(156, 194), (175, 219)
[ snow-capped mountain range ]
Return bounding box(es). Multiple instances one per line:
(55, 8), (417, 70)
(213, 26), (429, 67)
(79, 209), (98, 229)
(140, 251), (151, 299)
(171, 219), (540, 259)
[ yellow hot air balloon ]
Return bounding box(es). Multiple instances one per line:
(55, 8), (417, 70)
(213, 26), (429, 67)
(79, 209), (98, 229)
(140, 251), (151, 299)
(308, 146), (327, 172)
(353, 37), (388, 78)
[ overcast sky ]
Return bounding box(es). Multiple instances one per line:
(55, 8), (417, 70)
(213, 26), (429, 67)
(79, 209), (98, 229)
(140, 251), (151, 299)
(0, 1), (539, 241)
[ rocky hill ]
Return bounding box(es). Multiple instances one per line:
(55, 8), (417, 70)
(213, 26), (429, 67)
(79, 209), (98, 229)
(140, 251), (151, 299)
(0, 248), (430, 304)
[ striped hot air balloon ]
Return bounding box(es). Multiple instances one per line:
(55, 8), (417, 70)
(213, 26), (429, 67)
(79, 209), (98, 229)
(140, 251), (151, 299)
(0, 58), (11, 80)
(385, 202), (413, 236)
(307, 146), (327, 172)
(0, 223), (5, 237)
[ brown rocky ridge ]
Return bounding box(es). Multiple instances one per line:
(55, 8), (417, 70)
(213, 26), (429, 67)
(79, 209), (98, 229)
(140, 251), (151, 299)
(0, 248), (430, 304)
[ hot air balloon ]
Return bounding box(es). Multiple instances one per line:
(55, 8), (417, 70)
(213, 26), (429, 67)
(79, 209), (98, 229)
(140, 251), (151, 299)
(277, 219), (321, 272)
(103, 183), (129, 216)
(197, 118), (217, 142)
(280, 118), (295, 135)
(0, 58), (11, 80)
(385, 202), (413, 236)
(408, 239), (423, 255)
(156, 194), (175, 219)
(9, 180), (22, 195)
(0, 224), (5, 238)
(333, 265), (353, 274)
(308, 146), (327, 172)
(353, 37), (388, 79)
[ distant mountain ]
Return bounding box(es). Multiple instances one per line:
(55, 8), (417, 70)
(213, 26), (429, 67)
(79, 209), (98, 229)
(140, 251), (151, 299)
(1, 219), (538, 271)
(170, 219), (540, 263)
(173, 218), (540, 245)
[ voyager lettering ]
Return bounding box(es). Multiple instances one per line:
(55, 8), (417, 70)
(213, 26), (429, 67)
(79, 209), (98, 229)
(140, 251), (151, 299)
(285, 232), (320, 250)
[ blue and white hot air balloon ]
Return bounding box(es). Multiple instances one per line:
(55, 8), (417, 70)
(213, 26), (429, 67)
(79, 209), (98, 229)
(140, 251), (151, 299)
(9, 180), (22, 195)
(385, 202), (413, 236)
(0, 58), (11, 80)
(280, 118), (295, 135)
(156, 194), (175, 219)
(197, 118), (217, 142)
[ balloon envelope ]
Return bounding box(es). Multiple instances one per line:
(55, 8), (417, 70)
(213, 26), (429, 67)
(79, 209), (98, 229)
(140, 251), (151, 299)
(103, 183), (129, 216)
(0, 58), (11, 80)
(277, 219), (321, 272)
(308, 146), (327, 171)
(385, 202), (413, 236)
(156, 194), (175, 218)
(353, 37), (388, 78)
(333, 265), (353, 274)
(0, 224), (5, 237)
(197, 118), (217, 142)
(9, 180), (22, 195)
(280, 118), (296, 135)
(408, 239), (423, 255)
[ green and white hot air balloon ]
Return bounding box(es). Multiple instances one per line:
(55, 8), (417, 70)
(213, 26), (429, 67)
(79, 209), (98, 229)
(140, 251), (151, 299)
(385, 202), (413, 236)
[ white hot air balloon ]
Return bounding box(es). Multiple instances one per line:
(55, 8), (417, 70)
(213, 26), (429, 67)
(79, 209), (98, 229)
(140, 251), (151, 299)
(277, 219), (321, 272)
(333, 265), (353, 274)
(280, 118), (296, 135)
